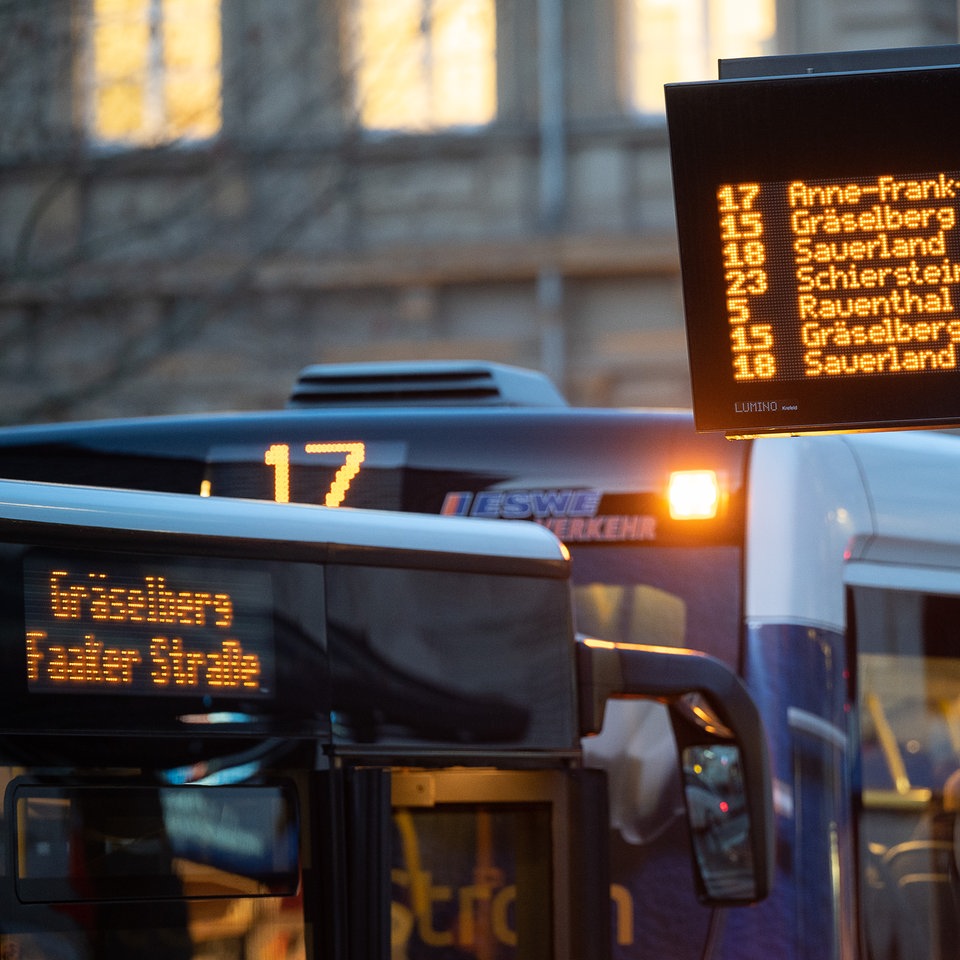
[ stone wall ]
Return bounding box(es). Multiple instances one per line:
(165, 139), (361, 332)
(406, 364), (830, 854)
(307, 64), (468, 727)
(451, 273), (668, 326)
(0, 0), (956, 423)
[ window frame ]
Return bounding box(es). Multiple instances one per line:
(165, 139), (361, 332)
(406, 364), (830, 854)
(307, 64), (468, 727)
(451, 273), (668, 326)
(346, 0), (498, 135)
(82, 0), (222, 149)
(620, 0), (776, 116)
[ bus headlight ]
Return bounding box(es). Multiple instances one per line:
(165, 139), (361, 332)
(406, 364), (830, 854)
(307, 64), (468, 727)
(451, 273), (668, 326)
(668, 470), (720, 520)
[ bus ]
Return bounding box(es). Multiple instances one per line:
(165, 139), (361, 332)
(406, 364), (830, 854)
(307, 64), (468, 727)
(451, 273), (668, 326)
(0, 476), (771, 960)
(0, 357), (954, 959)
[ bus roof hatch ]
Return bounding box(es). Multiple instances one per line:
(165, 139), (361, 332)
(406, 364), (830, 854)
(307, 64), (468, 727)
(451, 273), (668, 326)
(287, 360), (568, 409)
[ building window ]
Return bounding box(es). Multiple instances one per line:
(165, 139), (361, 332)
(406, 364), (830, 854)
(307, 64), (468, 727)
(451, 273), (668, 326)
(87, 0), (221, 146)
(625, 0), (775, 114)
(351, 0), (497, 133)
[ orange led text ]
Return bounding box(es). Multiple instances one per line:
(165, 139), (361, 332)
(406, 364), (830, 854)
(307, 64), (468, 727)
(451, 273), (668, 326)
(49, 569), (233, 627)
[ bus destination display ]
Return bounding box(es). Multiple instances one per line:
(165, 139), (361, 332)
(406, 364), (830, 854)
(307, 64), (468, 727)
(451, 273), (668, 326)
(666, 60), (960, 435)
(204, 440), (405, 509)
(23, 554), (275, 698)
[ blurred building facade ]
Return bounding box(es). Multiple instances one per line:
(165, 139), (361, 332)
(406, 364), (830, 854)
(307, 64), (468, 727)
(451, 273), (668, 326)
(0, 0), (957, 422)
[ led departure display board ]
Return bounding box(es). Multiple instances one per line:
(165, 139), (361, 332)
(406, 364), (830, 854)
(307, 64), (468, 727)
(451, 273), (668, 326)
(666, 57), (960, 435)
(23, 553), (275, 698)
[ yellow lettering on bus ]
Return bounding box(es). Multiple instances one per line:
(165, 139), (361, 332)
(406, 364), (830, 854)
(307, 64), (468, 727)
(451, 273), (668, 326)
(305, 442), (366, 507)
(611, 883), (635, 946)
(265, 441), (366, 506)
(492, 885), (518, 947)
(26, 630), (45, 681)
(265, 443), (291, 503)
(413, 871), (454, 947)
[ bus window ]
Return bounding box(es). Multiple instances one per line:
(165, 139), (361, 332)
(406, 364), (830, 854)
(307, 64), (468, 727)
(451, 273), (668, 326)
(574, 583), (686, 652)
(2, 779), (307, 959)
(852, 587), (960, 960)
(389, 769), (588, 960)
(568, 545), (741, 664)
(13, 782), (299, 904)
(324, 563), (576, 749)
(392, 804), (553, 956)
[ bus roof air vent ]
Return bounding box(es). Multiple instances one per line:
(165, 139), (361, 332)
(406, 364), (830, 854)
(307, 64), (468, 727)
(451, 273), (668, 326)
(287, 361), (568, 408)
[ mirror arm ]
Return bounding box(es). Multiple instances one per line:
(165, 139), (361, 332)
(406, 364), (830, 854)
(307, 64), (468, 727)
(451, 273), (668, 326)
(576, 637), (755, 736)
(575, 637), (775, 901)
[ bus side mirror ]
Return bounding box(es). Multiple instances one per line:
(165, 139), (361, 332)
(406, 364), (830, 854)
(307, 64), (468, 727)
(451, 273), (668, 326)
(576, 638), (774, 905)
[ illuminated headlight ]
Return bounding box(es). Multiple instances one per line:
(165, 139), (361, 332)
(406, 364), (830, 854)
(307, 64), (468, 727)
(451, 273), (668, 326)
(668, 470), (720, 520)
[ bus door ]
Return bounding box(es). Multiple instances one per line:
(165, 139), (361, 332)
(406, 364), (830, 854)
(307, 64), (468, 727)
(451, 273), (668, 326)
(316, 550), (609, 960)
(847, 540), (960, 960)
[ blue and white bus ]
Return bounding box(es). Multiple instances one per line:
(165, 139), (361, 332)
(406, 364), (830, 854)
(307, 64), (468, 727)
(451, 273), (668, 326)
(1, 358), (953, 959)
